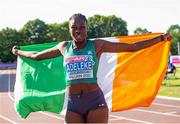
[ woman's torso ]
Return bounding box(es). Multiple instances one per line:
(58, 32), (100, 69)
(62, 40), (101, 95)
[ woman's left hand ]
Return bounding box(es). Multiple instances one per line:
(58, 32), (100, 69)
(163, 33), (172, 41)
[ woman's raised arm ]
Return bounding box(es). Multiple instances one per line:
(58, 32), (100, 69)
(12, 41), (67, 61)
(95, 33), (171, 53)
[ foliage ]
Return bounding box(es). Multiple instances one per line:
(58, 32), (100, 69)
(48, 21), (71, 42)
(0, 28), (24, 62)
(134, 27), (151, 34)
(88, 15), (128, 38)
(167, 24), (180, 55)
(20, 19), (51, 44)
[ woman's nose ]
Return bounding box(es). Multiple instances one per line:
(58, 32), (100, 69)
(75, 30), (80, 35)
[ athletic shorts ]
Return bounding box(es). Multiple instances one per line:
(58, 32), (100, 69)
(67, 89), (108, 118)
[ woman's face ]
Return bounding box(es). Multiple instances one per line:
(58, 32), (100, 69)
(69, 18), (88, 43)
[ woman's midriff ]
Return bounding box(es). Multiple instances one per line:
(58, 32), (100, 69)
(67, 83), (100, 95)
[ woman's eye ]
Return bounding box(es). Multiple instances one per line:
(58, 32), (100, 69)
(80, 26), (85, 29)
(71, 26), (76, 30)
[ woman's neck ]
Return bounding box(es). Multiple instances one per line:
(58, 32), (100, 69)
(73, 40), (87, 50)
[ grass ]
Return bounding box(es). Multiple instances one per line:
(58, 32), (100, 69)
(158, 68), (180, 98)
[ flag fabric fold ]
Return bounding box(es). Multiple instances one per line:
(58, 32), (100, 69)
(14, 33), (171, 118)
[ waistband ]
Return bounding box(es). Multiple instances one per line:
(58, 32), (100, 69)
(68, 88), (103, 98)
(67, 83), (100, 95)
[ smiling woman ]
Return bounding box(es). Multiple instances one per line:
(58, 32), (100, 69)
(69, 14), (88, 43)
(12, 13), (171, 123)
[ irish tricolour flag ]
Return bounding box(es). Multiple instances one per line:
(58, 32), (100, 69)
(14, 33), (171, 118)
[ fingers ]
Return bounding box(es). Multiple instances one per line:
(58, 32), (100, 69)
(13, 45), (20, 50)
(12, 45), (20, 55)
(163, 33), (172, 41)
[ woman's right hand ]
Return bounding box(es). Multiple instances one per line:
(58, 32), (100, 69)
(12, 45), (20, 56)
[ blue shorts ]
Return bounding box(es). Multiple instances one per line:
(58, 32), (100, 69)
(67, 89), (108, 118)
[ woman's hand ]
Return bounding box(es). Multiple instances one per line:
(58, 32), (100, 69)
(12, 45), (20, 56)
(162, 33), (172, 41)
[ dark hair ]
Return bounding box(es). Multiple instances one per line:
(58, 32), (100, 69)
(69, 13), (87, 23)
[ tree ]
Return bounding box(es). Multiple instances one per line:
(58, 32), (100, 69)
(88, 15), (128, 38)
(20, 19), (51, 44)
(167, 24), (180, 55)
(134, 27), (151, 34)
(0, 28), (23, 62)
(48, 21), (71, 42)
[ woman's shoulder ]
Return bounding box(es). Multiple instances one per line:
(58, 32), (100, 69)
(56, 41), (70, 55)
(94, 39), (107, 48)
(57, 41), (69, 48)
